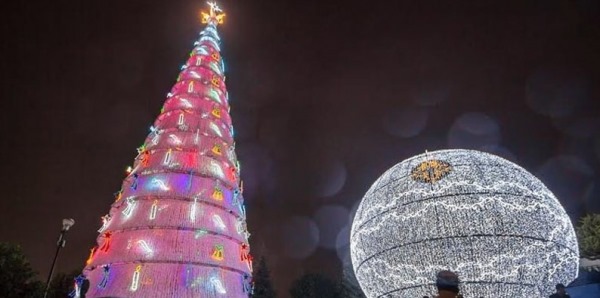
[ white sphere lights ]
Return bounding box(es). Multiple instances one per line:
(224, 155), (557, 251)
(350, 149), (579, 297)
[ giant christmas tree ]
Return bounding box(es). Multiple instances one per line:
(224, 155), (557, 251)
(81, 3), (253, 297)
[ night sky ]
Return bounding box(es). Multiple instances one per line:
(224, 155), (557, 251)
(1, 0), (600, 295)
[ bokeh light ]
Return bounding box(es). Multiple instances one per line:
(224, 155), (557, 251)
(314, 205), (349, 249)
(447, 112), (500, 149)
(237, 142), (277, 199)
(307, 159), (347, 198)
(410, 81), (451, 107)
(526, 68), (590, 118)
(335, 225), (351, 263)
(537, 155), (594, 215)
(381, 107), (429, 138)
(281, 216), (320, 259)
(553, 117), (600, 139)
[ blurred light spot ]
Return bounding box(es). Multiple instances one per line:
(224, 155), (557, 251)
(526, 69), (589, 118)
(237, 142), (277, 200)
(335, 225), (351, 263)
(411, 82), (451, 107)
(583, 181), (600, 213)
(281, 216), (319, 259)
(308, 159), (347, 198)
(314, 205), (349, 249)
(537, 155), (594, 213)
(448, 112), (500, 149)
(381, 107), (428, 138)
(553, 117), (600, 139)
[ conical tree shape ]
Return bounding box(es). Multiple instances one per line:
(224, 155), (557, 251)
(82, 3), (253, 297)
(252, 257), (276, 298)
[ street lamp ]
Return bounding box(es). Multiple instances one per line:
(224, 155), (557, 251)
(43, 218), (75, 298)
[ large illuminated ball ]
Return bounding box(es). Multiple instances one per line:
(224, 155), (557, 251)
(350, 149), (579, 297)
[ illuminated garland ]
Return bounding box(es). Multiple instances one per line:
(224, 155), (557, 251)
(350, 149), (579, 298)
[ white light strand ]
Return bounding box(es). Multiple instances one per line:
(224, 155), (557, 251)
(190, 197), (198, 222)
(122, 197), (136, 218)
(98, 214), (111, 233)
(130, 265), (142, 291)
(149, 200), (158, 220)
(163, 149), (172, 165)
(169, 134), (182, 145)
(209, 122), (222, 137)
(210, 276), (227, 294)
(212, 214), (226, 231)
(150, 178), (170, 191)
(137, 240), (153, 256)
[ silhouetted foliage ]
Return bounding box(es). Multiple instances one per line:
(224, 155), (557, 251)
(577, 213), (600, 258)
(46, 270), (82, 298)
(252, 256), (277, 297)
(0, 242), (44, 298)
(289, 273), (340, 298)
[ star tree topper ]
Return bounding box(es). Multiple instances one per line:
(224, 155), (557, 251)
(202, 2), (226, 24)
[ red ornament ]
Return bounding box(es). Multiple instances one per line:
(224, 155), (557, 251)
(100, 232), (113, 252)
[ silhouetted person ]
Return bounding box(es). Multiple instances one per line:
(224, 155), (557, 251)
(434, 270), (460, 298)
(549, 283), (570, 298)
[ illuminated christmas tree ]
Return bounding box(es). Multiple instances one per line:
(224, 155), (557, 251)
(81, 3), (253, 297)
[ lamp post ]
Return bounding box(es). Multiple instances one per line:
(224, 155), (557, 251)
(43, 218), (75, 298)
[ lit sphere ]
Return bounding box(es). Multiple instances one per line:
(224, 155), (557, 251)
(350, 149), (579, 297)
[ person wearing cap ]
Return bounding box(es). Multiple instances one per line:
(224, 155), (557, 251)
(549, 283), (571, 298)
(434, 270), (461, 298)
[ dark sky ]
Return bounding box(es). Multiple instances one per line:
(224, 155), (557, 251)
(1, 0), (600, 295)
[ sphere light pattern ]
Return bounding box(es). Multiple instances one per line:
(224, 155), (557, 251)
(350, 149), (579, 297)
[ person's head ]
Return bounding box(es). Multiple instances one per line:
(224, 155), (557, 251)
(555, 283), (566, 294)
(435, 270), (460, 294)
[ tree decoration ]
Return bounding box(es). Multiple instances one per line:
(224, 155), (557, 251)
(211, 107), (221, 118)
(212, 186), (224, 201)
(86, 247), (97, 265)
(97, 265), (110, 289)
(149, 200), (158, 220)
(114, 190), (122, 202)
(212, 144), (223, 156)
(97, 215), (111, 233)
(350, 149), (579, 297)
(99, 232), (112, 253)
(69, 274), (86, 298)
(211, 76), (220, 88)
(240, 243), (253, 271)
(130, 174), (139, 190)
(82, 2), (251, 296)
(201, 2), (225, 25)
(210, 276), (227, 294)
(212, 244), (225, 261)
(130, 265), (142, 291)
